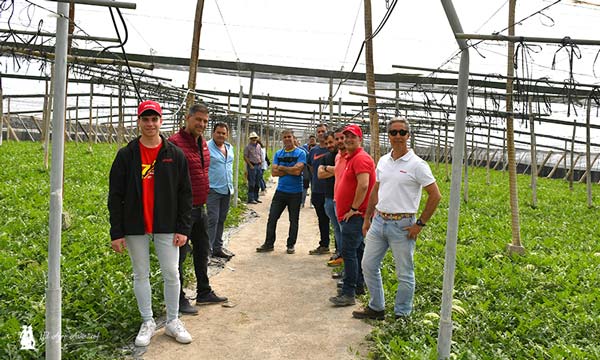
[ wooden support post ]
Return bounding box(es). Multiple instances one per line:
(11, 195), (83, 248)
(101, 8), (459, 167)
(547, 152), (567, 178)
(579, 153), (600, 183)
(7, 98), (19, 141)
(564, 154), (582, 181)
(537, 150), (553, 176)
(18, 115), (35, 141)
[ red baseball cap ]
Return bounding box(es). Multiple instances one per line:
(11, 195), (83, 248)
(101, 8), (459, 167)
(137, 100), (162, 117)
(343, 124), (363, 139)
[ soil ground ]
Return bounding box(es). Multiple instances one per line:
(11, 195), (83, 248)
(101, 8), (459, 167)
(142, 181), (373, 360)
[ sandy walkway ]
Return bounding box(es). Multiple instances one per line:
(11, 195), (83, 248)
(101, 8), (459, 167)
(142, 184), (372, 360)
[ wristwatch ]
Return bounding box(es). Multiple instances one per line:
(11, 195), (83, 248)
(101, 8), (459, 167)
(351, 207), (358, 212)
(416, 218), (426, 227)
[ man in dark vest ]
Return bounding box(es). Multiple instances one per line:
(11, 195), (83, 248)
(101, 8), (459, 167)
(169, 104), (227, 314)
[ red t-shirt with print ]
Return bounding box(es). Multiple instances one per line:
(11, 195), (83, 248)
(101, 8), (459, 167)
(334, 147), (375, 222)
(140, 141), (162, 234)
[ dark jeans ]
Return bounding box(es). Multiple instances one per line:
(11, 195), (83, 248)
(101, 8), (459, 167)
(247, 164), (261, 202)
(265, 191), (302, 248)
(179, 206), (211, 298)
(310, 192), (330, 248)
(206, 189), (231, 253)
(340, 215), (365, 297)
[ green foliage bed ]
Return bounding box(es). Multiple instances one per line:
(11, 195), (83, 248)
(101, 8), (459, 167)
(366, 164), (600, 359)
(1, 142), (598, 359)
(0, 142), (247, 359)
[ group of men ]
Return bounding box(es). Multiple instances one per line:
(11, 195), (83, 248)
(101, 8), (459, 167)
(108, 101), (236, 347)
(108, 99), (442, 349)
(255, 120), (441, 320)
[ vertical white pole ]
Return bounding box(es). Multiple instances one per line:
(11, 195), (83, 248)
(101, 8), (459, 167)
(46, 2), (70, 359)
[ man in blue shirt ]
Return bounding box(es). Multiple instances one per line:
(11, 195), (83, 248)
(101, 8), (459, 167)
(307, 123), (331, 255)
(207, 122), (235, 259)
(256, 129), (306, 254)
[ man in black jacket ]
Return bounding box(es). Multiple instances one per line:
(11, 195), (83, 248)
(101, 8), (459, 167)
(108, 100), (194, 346)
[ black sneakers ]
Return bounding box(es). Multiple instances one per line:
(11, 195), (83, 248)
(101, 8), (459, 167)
(352, 306), (385, 320)
(286, 247), (295, 254)
(256, 244), (274, 252)
(179, 297), (199, 315)
(329, 294), (356, 306)
(196, 291), (228, 305)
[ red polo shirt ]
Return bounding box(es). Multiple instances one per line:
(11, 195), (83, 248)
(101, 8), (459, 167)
(334, 147), (375, 222)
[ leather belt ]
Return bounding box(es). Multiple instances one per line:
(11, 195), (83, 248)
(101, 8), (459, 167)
(378, 211), (414, 220)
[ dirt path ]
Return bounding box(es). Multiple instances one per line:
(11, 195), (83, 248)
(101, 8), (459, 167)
(143, 183), (372, 360)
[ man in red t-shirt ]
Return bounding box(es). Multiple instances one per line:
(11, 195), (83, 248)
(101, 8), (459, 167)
(109, 100), (193, 346)
(330, 124), (375, 307)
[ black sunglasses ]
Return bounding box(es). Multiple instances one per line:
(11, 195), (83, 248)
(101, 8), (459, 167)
(388, 129), (409, 136)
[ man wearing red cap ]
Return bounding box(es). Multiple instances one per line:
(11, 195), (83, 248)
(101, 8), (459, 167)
(169, 103), (228, 314)
(108, 100), (194, 346)
(329, 124), (376, 307)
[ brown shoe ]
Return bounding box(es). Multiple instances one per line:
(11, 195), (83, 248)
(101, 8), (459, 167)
(352, 306), (384, 320)
(309, 246), (330, 255)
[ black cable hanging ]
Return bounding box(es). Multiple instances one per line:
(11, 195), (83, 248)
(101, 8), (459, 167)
(104, 7), (142, 103)
(551, 37), (581, 117)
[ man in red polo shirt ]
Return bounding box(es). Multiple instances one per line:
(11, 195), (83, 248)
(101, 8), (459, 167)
(329, 124), (376, 307)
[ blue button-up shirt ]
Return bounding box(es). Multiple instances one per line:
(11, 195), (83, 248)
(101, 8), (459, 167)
(207, 139), (234, 195)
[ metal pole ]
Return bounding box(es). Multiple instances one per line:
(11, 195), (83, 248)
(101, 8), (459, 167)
(45, 0), (136, 9)
(438, 0), (469, 358)
(455, 33), (600, 46)
(569, 119), (576, 190)
(233, 86), (243, 208)
(46, 2), (69, 359)
(89, 82), (94, 149)
(0, 81), (3, 146)
(586, 96), (593, 207)
(44, 65), (55, 168)
(266, 94), (270, 151)
(529, 98), (538, 207)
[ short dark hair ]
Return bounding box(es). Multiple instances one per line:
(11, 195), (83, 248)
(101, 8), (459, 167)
(333, 127), (345, 134)
(281, 129), (295, 137)
(324, 131), (335, 139)
(309, 135), (316, 139)
(188, 103), (209, 116)
(316, 123), (328, 129)
(387, 117), (411, 133)
(213, 122), (229, 133)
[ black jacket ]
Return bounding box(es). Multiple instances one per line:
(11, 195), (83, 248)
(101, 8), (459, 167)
(108, 135), (192, 240)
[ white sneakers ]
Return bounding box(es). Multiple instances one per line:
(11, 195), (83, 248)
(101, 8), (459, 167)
(165, 318), (193, 344)
(135, 319), (156, 347)
(134, 318), (192, 347)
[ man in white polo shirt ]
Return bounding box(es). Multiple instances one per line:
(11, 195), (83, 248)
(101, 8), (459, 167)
(353, 118), (441, 320)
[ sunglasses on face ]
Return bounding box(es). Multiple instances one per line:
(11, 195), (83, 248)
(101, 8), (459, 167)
(388, 129), (408, 136)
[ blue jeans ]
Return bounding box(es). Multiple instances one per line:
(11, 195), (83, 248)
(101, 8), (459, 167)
(259, 169), (266, 191)
(265, 191), (302, 248)
(340, 216), (365, 296)
(324, 197), (342, 254)
(206, 189), (231, 253)
(125, 233), (180, 322)
(362, 214), (416, 316)
(247, 164), (261, 202)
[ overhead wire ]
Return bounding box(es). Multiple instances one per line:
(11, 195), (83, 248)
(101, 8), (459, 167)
(327, 0), (398, 112)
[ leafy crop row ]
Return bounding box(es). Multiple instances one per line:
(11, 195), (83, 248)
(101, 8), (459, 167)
(365, 165), (600, 359)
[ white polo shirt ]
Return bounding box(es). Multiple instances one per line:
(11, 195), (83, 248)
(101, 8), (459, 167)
(375, 149), (436, 214)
